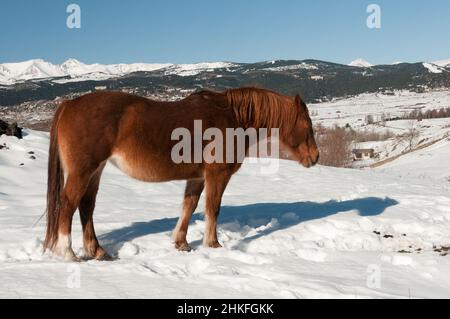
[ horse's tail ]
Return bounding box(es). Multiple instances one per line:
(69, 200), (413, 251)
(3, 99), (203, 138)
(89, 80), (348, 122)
(43, 102), (67, 251)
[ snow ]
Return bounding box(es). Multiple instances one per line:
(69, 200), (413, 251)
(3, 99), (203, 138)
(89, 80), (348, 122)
(0, 59), (66, 84)
(311, 75), (323, 81)
(349, 58), (373, 68)
(378, 137), (450, 181)
(309, 90), (450, 128)
(433, 59), (450, 68)
(309, 90), (450, 161)
(263, 63), (318, 72)
(163, 62), (236, 77)
(1, 126), (450, 298)
(1, 57), (449, 85)
(423, 63), (445, 74)
(0, 59), (234, 84)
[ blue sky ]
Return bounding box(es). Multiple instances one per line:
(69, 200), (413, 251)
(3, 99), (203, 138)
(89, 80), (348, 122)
(0, 0), (448, 64)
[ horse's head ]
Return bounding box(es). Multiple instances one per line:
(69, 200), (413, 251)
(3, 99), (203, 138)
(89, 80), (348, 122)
(282, 95), (319, 168)
(226, 87), (319, 167)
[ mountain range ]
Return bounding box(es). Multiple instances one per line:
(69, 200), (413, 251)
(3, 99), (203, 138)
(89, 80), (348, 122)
(0, 59), (236, 85)
(1, 58), (450, 106)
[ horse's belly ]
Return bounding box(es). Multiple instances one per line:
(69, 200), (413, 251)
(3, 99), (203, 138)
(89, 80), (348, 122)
(109, 153), (201, 182)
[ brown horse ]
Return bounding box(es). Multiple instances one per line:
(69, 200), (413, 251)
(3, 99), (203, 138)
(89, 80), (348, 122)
(44, 87), (319, 261)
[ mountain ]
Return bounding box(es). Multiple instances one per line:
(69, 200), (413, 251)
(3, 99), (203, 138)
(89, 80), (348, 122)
(348, 58), (373, 68)
(422, 63), (446, 74)
(0, 59), (236, 85)
(1, 58), (450, 107)
(1, 58), (449, 86)
(0, 59), (66, 84)
(433, 59), (450, 68)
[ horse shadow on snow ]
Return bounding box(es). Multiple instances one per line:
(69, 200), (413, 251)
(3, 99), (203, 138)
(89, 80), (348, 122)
(99, 197), (398, 255)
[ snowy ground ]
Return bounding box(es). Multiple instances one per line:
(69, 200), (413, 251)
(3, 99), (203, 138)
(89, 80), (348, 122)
(309, 90), (450, 129)
(309, 90), (450, 162)
(1, 129), (450, 298)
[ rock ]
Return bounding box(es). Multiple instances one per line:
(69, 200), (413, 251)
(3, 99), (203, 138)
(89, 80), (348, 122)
(0, 119), (23, 139)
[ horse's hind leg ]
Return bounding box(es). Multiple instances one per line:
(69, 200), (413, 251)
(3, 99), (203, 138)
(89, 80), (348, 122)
(78, 163), (111, 260)
(173, 178), (204, 251)
(54, 172), (92, 261)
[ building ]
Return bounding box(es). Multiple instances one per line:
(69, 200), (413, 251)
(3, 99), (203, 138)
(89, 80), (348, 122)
(352, 148), (375, 161)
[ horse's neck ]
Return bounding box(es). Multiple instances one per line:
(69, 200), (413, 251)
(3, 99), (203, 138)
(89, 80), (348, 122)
(231, 101), (268, 130)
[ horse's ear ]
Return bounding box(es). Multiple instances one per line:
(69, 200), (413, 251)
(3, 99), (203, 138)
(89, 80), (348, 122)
(295, 94), (308, 115)
(294, 94), (301, 107)
(295, 94), (306, 112)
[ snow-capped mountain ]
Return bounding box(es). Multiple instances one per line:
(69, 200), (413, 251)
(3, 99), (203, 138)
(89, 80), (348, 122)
(1, 57), (449, 86)
(60, 58), (175, 77)
(350, 58), (450, 74)
(2, 57), (450, 107)
(348, 58), (373, 68)
(423, 63), (445, 74)
(433, 59), (450, 68)
(0, 59), (66, 84)
(0, 59), (235, 85)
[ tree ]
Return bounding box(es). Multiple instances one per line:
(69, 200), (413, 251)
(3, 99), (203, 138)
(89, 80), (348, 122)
(400, 121), (420, 151)
(365, 115), (374, 125)
(380, 113), (386, 126)
(314, 124), (352, 167)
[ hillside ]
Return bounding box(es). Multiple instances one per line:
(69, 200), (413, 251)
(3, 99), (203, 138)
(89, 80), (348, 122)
(1, 58), (450, 107)
(1, 130), (449, 298)
(377, 137), (450, 180)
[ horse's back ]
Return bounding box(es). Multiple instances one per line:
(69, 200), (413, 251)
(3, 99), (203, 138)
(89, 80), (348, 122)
(56, 92), (136, 157)
(54, 91), (234, 182)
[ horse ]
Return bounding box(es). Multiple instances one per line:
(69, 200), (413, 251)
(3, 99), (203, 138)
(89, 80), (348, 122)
(44, 87), (319, 261)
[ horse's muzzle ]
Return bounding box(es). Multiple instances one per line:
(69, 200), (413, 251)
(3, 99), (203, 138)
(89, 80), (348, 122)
(300, 153), (319, 168)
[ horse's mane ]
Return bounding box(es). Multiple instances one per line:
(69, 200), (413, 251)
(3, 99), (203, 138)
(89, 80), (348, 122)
(225, 87), (298, 136)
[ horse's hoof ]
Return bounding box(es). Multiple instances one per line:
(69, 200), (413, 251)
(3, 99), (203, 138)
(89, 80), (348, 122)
(70, 255), (83, 262)
(83, 246), (114, 261)
(96, 253), (114, 261)
(175, 242), (192, 252)
(205, 241), (223, 248)
(51, 248), (81, 262)
(58, 253), (82, 262)
(94, 248), (114, 261)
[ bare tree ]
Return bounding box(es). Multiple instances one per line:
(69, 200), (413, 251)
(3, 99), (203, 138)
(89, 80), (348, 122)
(380, 113), (387, 126)
(399, 120), (420, 151)
(365, 115), (374, 125)
(314, 124), (352, 167)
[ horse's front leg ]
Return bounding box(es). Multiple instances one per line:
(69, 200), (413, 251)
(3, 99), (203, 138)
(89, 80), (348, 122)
(203, 169), (233, 248)
(173, 178), (204, 251)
